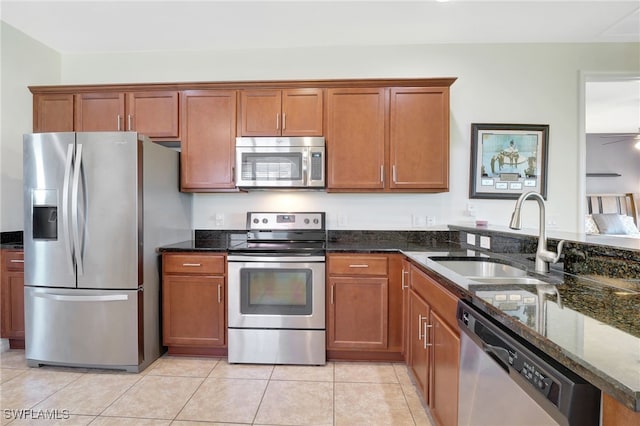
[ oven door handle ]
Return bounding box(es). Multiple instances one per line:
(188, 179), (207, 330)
(227, 254), (326, 262)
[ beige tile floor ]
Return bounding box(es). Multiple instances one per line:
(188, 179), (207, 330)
(0, 350), (434, 425)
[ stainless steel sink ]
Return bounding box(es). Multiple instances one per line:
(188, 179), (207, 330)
(431, 259), (528, 278)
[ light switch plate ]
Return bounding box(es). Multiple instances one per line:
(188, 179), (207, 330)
(480, 236), (491, 249)
(466, 233), (476, 245)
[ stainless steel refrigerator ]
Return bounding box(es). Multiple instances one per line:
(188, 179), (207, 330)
(23, 132), (191, 372)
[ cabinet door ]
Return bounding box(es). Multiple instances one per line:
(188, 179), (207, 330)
(281, 88), (323, 136)
(326, 88), (386, 190)
(33, 94), (74, 132)
(429, 310), (459, 426)
(389, 87), (449, 190)
(401, 259), (411, 358)
(1, 251), (25, 339)
(409, 290), (430, 399)
(240, 90), (281, 136)
(180, 90), (237, 190)
(126, 91), (179, 138)
(162, 275), (225, 347)
(327, 276), (388, 349)
(75, 92), (126, 131)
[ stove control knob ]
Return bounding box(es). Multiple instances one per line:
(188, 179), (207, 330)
(313, 218), (319, 224)
(304, 218), (310, 224)
(262, 218), (268, 224)
(253, 218), (259, 224)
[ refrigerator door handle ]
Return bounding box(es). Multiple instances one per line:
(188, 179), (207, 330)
(71, 143), (84, 275)
(62, 143), (75, 274)
(33, 293), (129, 302)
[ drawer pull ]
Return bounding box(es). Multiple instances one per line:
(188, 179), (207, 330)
(217, 284), (222, 304)
(348, 264), (369, 268)
(181, 263), (202, 267)
(10, 259), (25, 263)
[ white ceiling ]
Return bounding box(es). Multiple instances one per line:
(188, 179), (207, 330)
(1, 1), (639, 54)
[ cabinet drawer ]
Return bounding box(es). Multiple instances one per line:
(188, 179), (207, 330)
(411, 265), (458, 330)
(3, 251), (24, 272)
(163, 253), (225, 275)
(329, 255), (388, 276)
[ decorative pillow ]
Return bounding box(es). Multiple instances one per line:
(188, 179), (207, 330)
(592, 213), (626, 235)
(585, 215), (599, 234)
(621, 215), (640, 235)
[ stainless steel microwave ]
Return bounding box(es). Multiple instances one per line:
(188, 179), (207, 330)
(235, 137), (325, 188)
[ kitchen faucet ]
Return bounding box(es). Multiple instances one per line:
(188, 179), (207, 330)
(509, 191), (565, 273)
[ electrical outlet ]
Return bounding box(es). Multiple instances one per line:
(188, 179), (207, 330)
(466, 202), (477, 217)
(466, 233), (476, 245)
(426, 216), (436, 226)
(215, 213), (224, 226)
(338, 214), (348, 227)
(412, 214), (426, 227)
(480, 235), (491, 249)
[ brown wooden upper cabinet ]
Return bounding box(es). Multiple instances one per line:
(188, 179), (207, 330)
(326, 88), (387, 190)
(180, 90), (237, 191)
(74, 91), (179, 139)
(389, 87), (449, 191)
(326, 86), (451, 192)
(240, 89), (323, 136)
(33, 93), (75, 132)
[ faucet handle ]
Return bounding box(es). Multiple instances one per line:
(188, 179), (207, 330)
(539, 240), (565, 264)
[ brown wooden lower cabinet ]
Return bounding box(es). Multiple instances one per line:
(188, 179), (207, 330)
(326, 253), (403, 361)
(161, 252), (227, 356)
(406, 261), (460, 426)
(602, 392), (640, 426)
(1, 249), (25, 349)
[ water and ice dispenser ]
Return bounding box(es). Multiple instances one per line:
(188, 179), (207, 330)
(31, 189), (58, 240)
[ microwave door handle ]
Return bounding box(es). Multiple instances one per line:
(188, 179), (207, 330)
(302, 150), (308, 186)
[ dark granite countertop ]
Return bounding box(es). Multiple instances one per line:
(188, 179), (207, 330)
(1, 243), (24, 250)
(158, 239), (229, 252)
(1, 231), (23, 250)
(404, 250), (640, 412)
(157, 229), (640, 411)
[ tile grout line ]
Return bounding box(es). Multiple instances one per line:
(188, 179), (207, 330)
(248, 364), (275, 425)
(168, 359), (218, 423)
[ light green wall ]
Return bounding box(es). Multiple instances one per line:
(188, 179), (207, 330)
(2, 22), (638, 232)
(61, 43), (639, 231)
(1, 21), (61, 232)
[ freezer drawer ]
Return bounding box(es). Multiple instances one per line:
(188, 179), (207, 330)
(25, 287), (142, 371)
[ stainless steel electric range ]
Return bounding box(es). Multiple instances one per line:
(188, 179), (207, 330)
(227, 212), (326, 365)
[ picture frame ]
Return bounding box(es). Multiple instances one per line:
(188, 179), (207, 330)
(469, 123), (549, 199)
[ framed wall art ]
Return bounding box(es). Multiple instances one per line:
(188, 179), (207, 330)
(469, 123), (549, 199)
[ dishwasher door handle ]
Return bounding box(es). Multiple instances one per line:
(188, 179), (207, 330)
(482, 342), (510, 373)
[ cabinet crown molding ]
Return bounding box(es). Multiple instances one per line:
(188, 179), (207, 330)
(29, 77), (457, 94)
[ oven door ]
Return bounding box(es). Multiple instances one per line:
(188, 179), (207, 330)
(227, 255), (325, 329)
(235, 147), (307, 187)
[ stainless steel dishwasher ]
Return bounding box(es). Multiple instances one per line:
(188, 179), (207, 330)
(457, 300), (600, 426)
